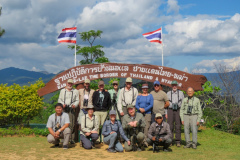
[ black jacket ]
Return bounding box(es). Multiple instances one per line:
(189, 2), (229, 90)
(92, 89), (111, 111)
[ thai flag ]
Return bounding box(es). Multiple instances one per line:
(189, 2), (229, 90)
(57, 27), (77, 43)
(142, 28), (162, 44)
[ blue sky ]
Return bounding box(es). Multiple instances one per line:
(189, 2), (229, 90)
(0, 0), (239, 74)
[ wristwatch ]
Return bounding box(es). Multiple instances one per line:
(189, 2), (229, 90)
(58, 129), (61, 133)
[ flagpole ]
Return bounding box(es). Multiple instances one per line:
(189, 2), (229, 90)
(74, 43), (76, 67)
(161, 26), (164, 66)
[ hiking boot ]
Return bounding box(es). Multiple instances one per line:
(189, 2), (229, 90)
(184, 144), (191, 149)
(54, 144), (60, 148)
(107, 148), (116, 153)
(192, 144), (197, 149)
(63, 145), (68, 149)
(176, 143), (181, 147)
(70, 140), (75, 144)
(137, 147), (142, 152)
(163, 148), (172, 152)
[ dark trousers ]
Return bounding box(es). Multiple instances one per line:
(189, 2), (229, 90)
(151, 114), (166, 124)
(147, 138), (172, 149)
(64, 108), (75, 142)
(80, 133), (99, 149)
(167, 109), (181, 143)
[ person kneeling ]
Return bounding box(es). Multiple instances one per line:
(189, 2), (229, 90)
(102, 110), (130, 153)
(80, 105), (99, 149)
(147, 113), (172, 152)
(47, 103), (71, 149)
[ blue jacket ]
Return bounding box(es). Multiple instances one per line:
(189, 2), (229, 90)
(135, 94), (153, 114)
(102, 120), (129, 142)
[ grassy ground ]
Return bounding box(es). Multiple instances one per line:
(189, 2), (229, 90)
(0, 128), (239, 160)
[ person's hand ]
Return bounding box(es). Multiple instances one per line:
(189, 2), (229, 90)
(182, 121), (184, 125)
(54, 131), (60, 138)
(120, 112), (124, 116)
(152, 136), (156, 141)
(165, 114), (168, 119)
(72, 105), (75, 109)
(91, 130), (98, 134)
(159, 138), (162, 142)
(139, 108), (145, 113)
(110, 131), (116, 134)
(128, 122), (134, 127)
(197, 122), (200, 126)
(85, 132), (91, 136)
(134, 121), (138, 127)
(127, 140), (131, 146)
(63, 104), (66, 108)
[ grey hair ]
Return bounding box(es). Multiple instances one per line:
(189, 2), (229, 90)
(187, 87), (194, 92)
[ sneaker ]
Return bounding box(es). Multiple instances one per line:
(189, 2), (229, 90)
(107, 148), (116, 153)
(63, 145), (68, 149)
(192, 144), (197, 149)
(176, 143), (181, 147)
(184, 144), (191, 149)
(54, 144), (60, 148)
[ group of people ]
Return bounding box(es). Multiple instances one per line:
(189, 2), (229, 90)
(46, 77), (203, 152)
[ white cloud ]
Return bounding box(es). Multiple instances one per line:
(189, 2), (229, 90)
(167, 0), (180, 14)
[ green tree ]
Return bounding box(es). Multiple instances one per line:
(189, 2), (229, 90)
(0, 7), (5, 37)
(69, 30), (109, 64)
(0, 79), (45, 125)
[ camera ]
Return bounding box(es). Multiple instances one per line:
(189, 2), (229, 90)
(112, 93), (117, 104)
(83, 99), (88, 106)
(55, 122), (61, 132)
(64, 105), (70, 112)
(187, 106), (193, 114)
(97, 97), (103, 106)
(172, 103), (178, 111)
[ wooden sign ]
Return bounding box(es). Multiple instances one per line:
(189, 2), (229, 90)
(38, 63), (207, 96)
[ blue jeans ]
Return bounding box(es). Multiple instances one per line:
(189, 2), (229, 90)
(103, 132), (123, 152)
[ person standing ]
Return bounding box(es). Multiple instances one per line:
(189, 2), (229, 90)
(135, 83), (153, 146)
(102, 110), (130, 153)
(167, 80), (184, 147)
(108, 80), (121, 120)
(80, 105), (99, 149)
(58, 79), (79, 144)
(150, 81), (169, 122)
(180, 87), (202, 149)
(117, 77), (138, 117)
(46, 103), (71, 149)
(77, 79), (94, 125)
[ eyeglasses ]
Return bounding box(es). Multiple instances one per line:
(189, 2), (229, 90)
(113, 84), (118, 86)
(154, 85), (160, 87)
(156, 117), (162, 119)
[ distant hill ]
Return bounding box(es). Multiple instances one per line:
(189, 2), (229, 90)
(0, 67), (56, 86)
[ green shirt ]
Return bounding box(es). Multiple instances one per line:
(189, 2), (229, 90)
(180, 96), (203, 122)
(150, 90), (169, 115)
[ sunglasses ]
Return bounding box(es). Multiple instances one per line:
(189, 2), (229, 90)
(154, 85), (160, 87)
(156, 117), (162, 119)
(113, 84), (118, 86)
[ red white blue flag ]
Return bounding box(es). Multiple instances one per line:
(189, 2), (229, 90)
(57, 27), (77, 43)
(142, 27), (162, 44)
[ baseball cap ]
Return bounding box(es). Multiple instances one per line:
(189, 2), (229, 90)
(126, 77), (132, 83)
(155, 113), (162, 118)
(85, 79), (90, 83)
(109, 110), (116, 115)
(98, 80), (104, 85)
(67, 79), (73, 83)
(154, 81), (160, 85)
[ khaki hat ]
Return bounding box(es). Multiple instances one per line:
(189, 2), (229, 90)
(85, 79), (90, 83)
(126, 77), (132, 83)
(67, 79), (73, 83)
(142, 83), (148, 88)
(98, 80), (104, 85)
(86, 105), (94, 110)
(155, 113), (162, 118)
(127, 104), (135, 109)
(112, 81), (118, 84)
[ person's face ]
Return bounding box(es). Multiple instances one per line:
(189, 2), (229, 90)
(113, 83), (118, 89)
(110, 114), (116, 121)
(172, 84), (177, 91)
(154, 84), (160, 91)
(155, 117), (163, 124)
(87, 109), (94, 115)
(128, 107), (136, 116)
(67, 83), (73, 89)
(126, 82), (132, 88)
(187, 88), (194, 97)
(85, 83), (90, 89)
(55, 106), (63, 114)
(142, 88), (148, 94)
(99, 84), (104, 90)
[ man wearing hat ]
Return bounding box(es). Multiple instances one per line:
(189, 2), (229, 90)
(166, 80), (184, 147)
(77, 79), (95, 125)
(58, 78), (79, 144)
(102, 110), (130, 153)
(80, 105), (99, 149)
(180, 87), (202, 149)
(150, 80), (169, 122)
(122, 105), (146, 151)
(147, 113), (172, 152)
(92, 80), (111, 135)
(135, 83), (153, 146)
(46, 103), (71, 149)
(117, 77), (138, 117)
(108, 80), (121, 120)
